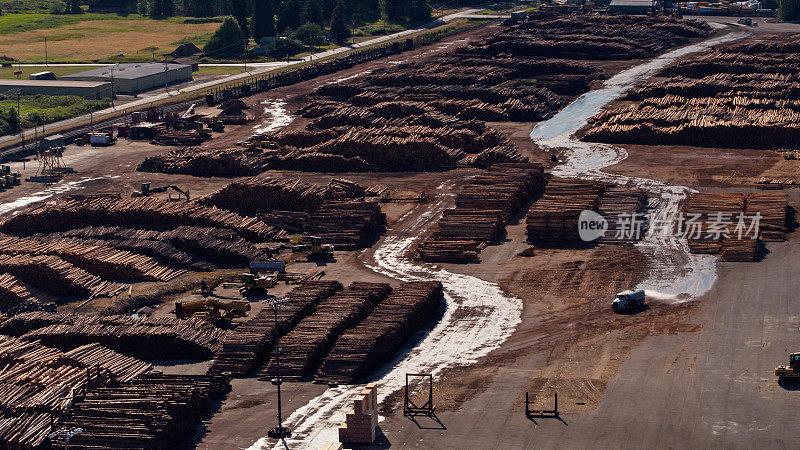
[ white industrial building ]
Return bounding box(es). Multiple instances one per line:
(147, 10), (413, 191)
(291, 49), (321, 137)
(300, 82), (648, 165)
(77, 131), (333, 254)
(61, 62), (193, 95)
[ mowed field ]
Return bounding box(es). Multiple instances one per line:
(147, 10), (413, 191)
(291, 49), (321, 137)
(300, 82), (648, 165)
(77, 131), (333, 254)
(0, 14), (219, 63)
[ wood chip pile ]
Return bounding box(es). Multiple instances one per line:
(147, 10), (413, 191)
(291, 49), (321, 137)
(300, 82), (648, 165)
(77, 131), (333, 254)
(260, 282), (392, 380)
(50, 373), (230, 450)
(0, 336), (153, 448)
(208, 281), (342, 376)
(526, 178), (604, 245)
(418, 163), (547, 263)
(306, 201), (387, 250)
(0, 312), (227, 360)
(316, 281), (444, 384)
(583, 37), (800, 149)
(466, 15), (711, 59)
(598, 187), (648, 244)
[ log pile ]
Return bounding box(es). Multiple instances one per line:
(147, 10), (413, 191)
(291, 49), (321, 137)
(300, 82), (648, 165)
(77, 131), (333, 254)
(583, 36), (800, 150)
(466, 15), (711, 60)
(197, 176), (337, 214)
(526, 178), (603, 245)
(682, 192), (761, 261)
(0, 196), (276, 242)
(2, 312), (227, 360)
(260, 282), (392, 380)
(51, 373), (230, 450)
(208, 281), (342, 376)
(306, 201), (387, 250)
(419, 163), (546, 262)
(598, 187), (648, 244)
(138, 147), (270, 177)
(151, 130), (210, 146)
(746, 192), (789, 241)
(720, 238), (759, 262)
(316, 281), (443, 384)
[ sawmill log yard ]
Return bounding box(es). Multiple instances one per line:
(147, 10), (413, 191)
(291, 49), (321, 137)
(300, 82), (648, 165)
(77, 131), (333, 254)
(0, 9), (800, 450)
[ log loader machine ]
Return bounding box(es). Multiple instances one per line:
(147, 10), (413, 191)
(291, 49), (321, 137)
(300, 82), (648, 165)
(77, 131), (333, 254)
(290, 235), (334, 259)
(775, 353), (800, 382)
(0, 165), (21, 189)
(132, 182), (190, 201)
(200, 273), (277, 297)
(175, 298), (250, 326)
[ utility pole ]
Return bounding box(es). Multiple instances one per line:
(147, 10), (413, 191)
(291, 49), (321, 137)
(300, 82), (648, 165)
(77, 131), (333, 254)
(14, 91), (24, 154)
(164, 62), (169, 94)
(309, 28), (313, 60)
(244, 38), (248, 73)
(151, 48), (155, 62)
(267, 298), (292, 440)
(109, 64), (116, 109)
(44, 37), (48, 66)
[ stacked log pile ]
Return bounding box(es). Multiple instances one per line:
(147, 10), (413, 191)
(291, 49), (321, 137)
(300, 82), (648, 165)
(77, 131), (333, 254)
(138, 147), (270, 177)
(208, 281), (342, 376)
(598, 187), (648, 244)
(51, 373), (230, 449)
(467, 15), (711, 59)
(526, 178), (603, 245)
(306, 201), (387, 250)
(316, 281), (443, 384)
(746, 192), (789, 241)
(197, 176), (335, 214)
(260, 282), (392, 380)
(0, 336), (153, 447)
(0, 253), (122, 300)
(682, 192), (762, 261)
(0, 196), (276, 241)
(2, 312), (226, 360)
(418, 163), (547, 263)
(0, 273), (58, 311)
(583, 37), (800, 149)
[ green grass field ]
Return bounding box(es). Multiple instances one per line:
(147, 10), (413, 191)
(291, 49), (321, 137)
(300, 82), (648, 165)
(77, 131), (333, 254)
(0, 65), (89, 79)
(0, 94), (110, 135)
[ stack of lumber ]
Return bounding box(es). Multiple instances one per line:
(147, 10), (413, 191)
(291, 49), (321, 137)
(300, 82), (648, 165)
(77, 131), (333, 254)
(151, 130), (209, 146)
(138, 147), (271, 177)
(746, 192), (789, 241)
(64, 343), (153, 382)
(683, 192), (746, 253)
(419, 163), (546, 262)
(0, 413), (53, 448)
(306, 201), (387, 250)
(197, 177), (334, 215)
(338, 384), (379, 444)
(316, 281), (443, 384)
(260, 211), (309, 232)
(3, 312), (227, 360)
(208, 281), (342, 376)
(0, 196), (276, 242)
(51, 373), (230, 449)
(260, 282), (391, 380)
(526, 178), (603, 244)
(0, 273), (58, 311)
(598, 187), (648, 244)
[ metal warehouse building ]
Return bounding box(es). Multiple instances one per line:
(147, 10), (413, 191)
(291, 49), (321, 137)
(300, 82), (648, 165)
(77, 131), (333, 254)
(608, 0), (657, 13)
(0, 79), (113, 99)
(61, 62), (193, 95)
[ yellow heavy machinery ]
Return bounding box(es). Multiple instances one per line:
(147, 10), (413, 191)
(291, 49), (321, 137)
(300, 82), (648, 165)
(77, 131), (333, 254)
(200, 273), (277, 297)
(290, 235), (334, 259)
(775, 353), (800, 382)
(175, 298), (250, 326)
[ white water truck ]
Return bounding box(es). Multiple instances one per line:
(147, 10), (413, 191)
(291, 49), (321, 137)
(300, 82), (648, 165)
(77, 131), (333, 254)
(611, 289), (645, 313)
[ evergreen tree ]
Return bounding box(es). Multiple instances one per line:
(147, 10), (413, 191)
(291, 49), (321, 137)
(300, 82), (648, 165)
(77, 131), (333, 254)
(300, 0), (324, 25)
(329, 0), (350, 44)
(232, 0), (250, 38)
(779, 0), (800, 20)
(3, 108), (20, 135)
(253, 0), (276, 42)
(409, 0), (430, 22)
(185, 0), (214, 16)
(382, 0), (406, 21)
(203, 17), (246, 57)
(68, 0), (82, 14)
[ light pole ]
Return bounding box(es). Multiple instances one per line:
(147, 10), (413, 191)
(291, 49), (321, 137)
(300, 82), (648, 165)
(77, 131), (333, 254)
(267, 297), (292, 440)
